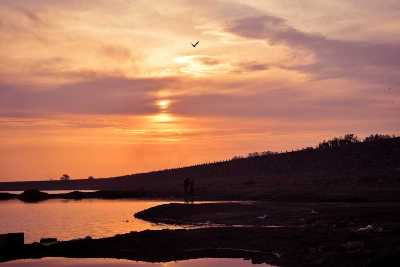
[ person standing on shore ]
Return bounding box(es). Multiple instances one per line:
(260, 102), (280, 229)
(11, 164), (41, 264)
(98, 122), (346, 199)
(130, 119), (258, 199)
(183, 177), (190, 203)
(183, 178), (195, 204)
(188, 178), (195, 204)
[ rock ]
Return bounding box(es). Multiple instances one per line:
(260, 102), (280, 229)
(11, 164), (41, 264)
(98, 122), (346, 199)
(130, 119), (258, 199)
(18, 190), (49, 202)
(0, 233), (24, 250)
(0, 193), (16, 200)
(64, 191), (85, 200)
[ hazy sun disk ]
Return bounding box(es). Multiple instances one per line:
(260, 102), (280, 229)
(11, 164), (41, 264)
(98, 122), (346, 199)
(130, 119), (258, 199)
(156, 99), (171, 110)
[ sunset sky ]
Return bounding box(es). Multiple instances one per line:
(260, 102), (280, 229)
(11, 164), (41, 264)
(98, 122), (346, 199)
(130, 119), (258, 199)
(0, 0), (399, 181)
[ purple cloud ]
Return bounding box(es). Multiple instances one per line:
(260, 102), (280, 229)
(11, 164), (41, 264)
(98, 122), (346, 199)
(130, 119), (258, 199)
(170, 87), (399, 122)
(0, 76), (175, 116)
(227, 15), (400, 85)
(235, 61), (270, 73)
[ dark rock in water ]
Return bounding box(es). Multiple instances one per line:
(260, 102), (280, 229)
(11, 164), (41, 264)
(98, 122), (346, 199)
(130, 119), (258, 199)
(40, 238), (58, 246)
(18, 189), (49, 202)
(64, 191), (85, 200)
(0, 193), (16, 200)
(0, 233), (24, 250)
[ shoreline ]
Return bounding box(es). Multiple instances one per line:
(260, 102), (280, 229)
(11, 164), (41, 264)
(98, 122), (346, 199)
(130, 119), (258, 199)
(3, 189), (400, 203)
(2, 201), (400, 266)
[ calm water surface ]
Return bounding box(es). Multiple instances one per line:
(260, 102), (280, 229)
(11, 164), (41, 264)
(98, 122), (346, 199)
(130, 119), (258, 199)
(2, 190), (96, 194)
(0, 258), (275, 267)
(0, 199), (177, 243)
(0, 199), (276, 266)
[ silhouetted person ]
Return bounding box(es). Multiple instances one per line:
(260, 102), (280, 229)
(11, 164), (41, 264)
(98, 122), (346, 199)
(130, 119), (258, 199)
(188, 178), (195, 204)
(183, 177), (190, 203)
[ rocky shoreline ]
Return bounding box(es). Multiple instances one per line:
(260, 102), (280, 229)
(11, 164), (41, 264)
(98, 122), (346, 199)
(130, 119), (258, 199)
(1, 201), (400, 266)
(0, 189), (168, 203)
(4, 226), (399, 266)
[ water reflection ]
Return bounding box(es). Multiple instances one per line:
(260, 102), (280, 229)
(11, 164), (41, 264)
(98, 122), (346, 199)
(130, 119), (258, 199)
(1, 190), (96, 194)
(0, 258), (276, 267)
(0, 199), (173, 243)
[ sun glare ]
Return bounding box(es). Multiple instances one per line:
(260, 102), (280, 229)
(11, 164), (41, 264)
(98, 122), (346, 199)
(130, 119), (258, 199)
(151, 113), (174, 123)
(174, 56), (191, 64)
(156, 99), (171, 111)
(174, 55), (231, 76)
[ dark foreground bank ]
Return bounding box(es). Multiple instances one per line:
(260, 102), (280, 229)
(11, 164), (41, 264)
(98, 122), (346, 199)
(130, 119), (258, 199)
(2, 202), (400, 266)
(1, 226), (399, 266)
(134, 202), (400, 227)
(133, 202), (400, 267)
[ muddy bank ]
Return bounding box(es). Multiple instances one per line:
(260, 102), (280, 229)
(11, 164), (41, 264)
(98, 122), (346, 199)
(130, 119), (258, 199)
(1, 202), (400, 266)
(132, 202), (400, 266)
(1, 225), (400, 266)
(134, 202), (400, 228)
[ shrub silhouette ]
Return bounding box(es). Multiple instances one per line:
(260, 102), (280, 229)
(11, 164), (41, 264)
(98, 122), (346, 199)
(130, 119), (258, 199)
(60, 174), (70, 181)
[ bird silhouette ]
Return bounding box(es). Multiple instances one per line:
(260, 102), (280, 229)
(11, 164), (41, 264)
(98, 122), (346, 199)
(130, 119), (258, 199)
(191, 41), (199, 47)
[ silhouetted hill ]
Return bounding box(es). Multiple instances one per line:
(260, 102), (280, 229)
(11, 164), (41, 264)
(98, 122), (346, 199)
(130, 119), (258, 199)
(1, 134), (399, 201)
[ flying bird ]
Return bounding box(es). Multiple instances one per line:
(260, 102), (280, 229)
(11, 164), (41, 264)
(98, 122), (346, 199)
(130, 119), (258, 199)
(191, 41), (199, 47)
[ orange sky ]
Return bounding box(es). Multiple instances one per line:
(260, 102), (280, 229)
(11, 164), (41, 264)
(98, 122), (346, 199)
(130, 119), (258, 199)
(0, 0), (399, 181)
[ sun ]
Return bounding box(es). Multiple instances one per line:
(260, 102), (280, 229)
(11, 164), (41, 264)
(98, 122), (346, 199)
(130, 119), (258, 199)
(156, 99), (171, 111)
(150, 99), (174, 123)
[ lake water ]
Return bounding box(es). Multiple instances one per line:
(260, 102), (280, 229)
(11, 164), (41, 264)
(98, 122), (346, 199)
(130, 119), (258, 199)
(2, 190), (96, 194)
(0, 258), (275, 267)
(0, 199), (178, 243)
(0, 199), (277, 266)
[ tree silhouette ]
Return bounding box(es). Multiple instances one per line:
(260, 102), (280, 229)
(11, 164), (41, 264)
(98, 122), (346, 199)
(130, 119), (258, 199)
(364, 134), (393, 142)
(317, 133), (360, 150)
(60, 174), (70, 181)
